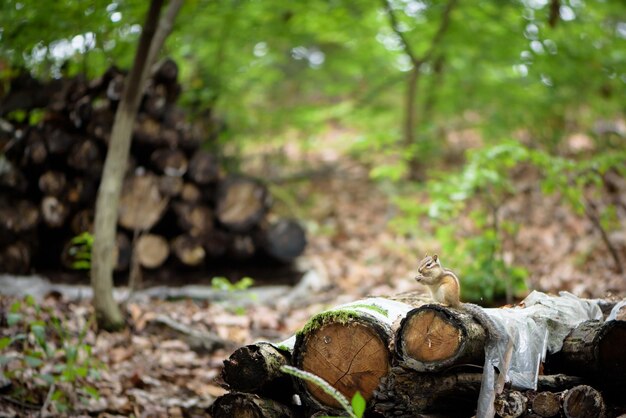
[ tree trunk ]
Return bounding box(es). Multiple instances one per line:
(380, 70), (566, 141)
(91, 0), (182, 331)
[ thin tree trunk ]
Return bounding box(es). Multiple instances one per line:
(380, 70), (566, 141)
(90, 0), (183, 331)
(382, 0), (457, 180)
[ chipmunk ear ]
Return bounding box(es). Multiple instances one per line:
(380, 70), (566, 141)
(433, 254), (438, 262)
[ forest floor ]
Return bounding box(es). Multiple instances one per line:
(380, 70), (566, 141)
(1, 134), (625, 417)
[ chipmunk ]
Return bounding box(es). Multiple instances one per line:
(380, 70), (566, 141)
(415, 254), (503, 342)
(415, 254), (512, 418)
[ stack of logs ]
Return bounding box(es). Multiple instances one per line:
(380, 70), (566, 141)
(214, 296), (626, 417)
(0, 60), (306, 276)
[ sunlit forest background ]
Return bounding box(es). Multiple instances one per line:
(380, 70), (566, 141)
(1, 0), (626, 415)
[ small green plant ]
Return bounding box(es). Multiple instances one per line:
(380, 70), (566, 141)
(0, 295), (103, 413)
(210, 276), (254, 292)
(68, 232), (94, 270)
(280, 365), (366, 418)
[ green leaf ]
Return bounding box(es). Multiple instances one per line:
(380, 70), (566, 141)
(24, 355), (44, 367)
(7, 313), (22, 326)
(0, 337), (12, 350)
(351, 391), (366, 418)
(82, 385), (100, 399)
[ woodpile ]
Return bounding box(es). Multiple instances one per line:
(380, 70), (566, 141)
(215, 295), (626, 417)
(0, 60), (307, 276)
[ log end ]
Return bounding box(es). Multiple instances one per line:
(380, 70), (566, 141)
(295, 311), (390, 409)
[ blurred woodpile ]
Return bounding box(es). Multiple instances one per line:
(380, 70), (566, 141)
(0, 59), (306, 276)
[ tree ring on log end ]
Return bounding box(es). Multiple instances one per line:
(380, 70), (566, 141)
(396, 304), (486, 372)
(294, 311), (390, 410)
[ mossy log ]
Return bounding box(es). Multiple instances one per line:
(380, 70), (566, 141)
(210, 392), (294, 418)
(292, 297), (417, 413)
(395, 303), (487, 372)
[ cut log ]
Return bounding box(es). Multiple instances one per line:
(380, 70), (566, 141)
(222, 342), (292, 399)
(106, 73), (125, 102)
(547, 319), (626, 383)
(65, 177), (97, 205)
(173, 202), (213, 237)
(143, 83), (168, 119)
(210, 393), (294, 418)
(86, 101), (114, 142)
(188, 150), (219, 185)
(67, 139), (102, 175)
(0, 241), (31, 274)
(494, 390), (527, 418)
(202, 229), (232, 258)
(180, 182), (201, 203)
(0, 157), (27, 193)
(38, 170), (67, 196)
(0, 198), (39, 239)
(22, 129), (48, 166)
(228, 234), (256, 260)
(157, 175), (183, 197)
(70, 209), (94, 234)
(532, 391), (562, 417)
(136, 233), (169, 269)
(257, 219), (307, 263)
(171, 234), (205, 267)
(293, 298), (415, 412)
(216, 177), (269, 232)
(562, 385), (605, 418)
(395, 303), (487, 372)
(151, 148), (187, 176)
(40, 195), (69, 228)
(69, 95), (92, 129)
(118, 174), (169, 231)
(373, 368), (585, 416)
(45, 127), (76, 155)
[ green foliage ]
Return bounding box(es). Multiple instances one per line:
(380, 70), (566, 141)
(1, 296), (103, 412)
(280, 365), (365, 418)
(210, 276), (254, 292)
(392, 140), (626, 302)
(68, 232), (94, 270)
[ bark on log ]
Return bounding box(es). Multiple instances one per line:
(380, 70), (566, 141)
(562, 385), (605, 418)
(494, 390), (527, 418)
(136, 233), (169, 269)
(395, 303), (487, 372)
(257, 219), (307, 263)
(292, 298), (415, 412)
(373, 368), (585, 417)
(216, 177), (269, 232)
(547, 320), (626, 383)
(222, 342), (293, 400)
(188, 150), (219, 184)
(210, 392), (294, 418)
(38, 171), (67, 196)
(171, 234), (205, 267)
